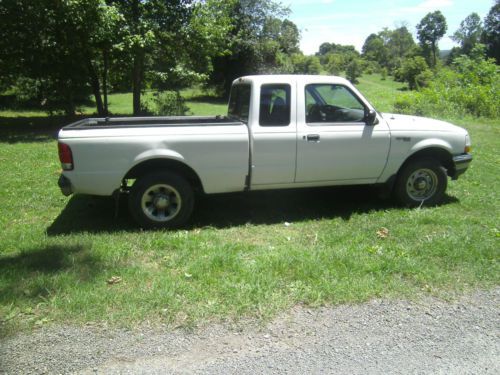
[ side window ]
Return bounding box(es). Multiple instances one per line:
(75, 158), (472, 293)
(305, 84), (366, 124)
(259, 84), (291, 126)
(228, 84), (251, 123)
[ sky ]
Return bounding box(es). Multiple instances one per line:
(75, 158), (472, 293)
(285, 0), (495, 55)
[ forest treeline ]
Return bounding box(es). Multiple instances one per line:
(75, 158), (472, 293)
(0, 0), (498, 119)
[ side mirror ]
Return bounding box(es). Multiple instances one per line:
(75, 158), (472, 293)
(365, 109), (378, 126)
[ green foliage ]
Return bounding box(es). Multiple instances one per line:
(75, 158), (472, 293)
(209, 0), (296, 96)
(346, 59), (363, 83)
(317, 43), (359, 59)
(362, 34), (387, 63)
(0, 0), (234, 115)
(394, 56), (432, 90)
(290, 54), (321, 74)
(481, 0), (500, 63)
(452, 13), (483, 56)
(381, 68), (388, 80)
(361, 60), (381, 75)
(324, 54), (344, 75)
(153, 91), (189, 116)
(361, 27), (416, 73)
(394, 47), (499, 118)
(416, 11), (448, 67)
(0, 0), (117, 114)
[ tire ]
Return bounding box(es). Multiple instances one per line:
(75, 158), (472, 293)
(128, 172), (194, 229)
(394, 158), (448, 207)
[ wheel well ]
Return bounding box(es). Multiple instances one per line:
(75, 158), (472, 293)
(400, 147), (455, 177)
(124, 159), (204, 193)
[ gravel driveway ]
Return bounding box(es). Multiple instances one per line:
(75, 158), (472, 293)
(1, 289), (498, 374)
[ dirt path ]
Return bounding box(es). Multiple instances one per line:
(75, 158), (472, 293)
(1, 289), (498, 374)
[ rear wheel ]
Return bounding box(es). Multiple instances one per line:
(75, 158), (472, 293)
(129, 172), (194, 229)
(395, 158), (447, 207)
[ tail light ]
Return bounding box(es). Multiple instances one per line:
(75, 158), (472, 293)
(58, 142), (74, 170)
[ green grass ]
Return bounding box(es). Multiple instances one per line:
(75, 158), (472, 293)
(0, 87), (227, 118)
(0, 74), (498, 335)
(355, 73), (408, 112)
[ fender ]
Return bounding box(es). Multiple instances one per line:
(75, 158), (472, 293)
(377, 138), (453, 184)
(408, 138), (453, 155)
(132, 149), (186, 165)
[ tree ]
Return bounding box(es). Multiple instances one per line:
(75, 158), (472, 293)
(290, 54), (321, 74)
(109, 0), (194, 115)
(481, 0), (500, 64)
(209, 0), (294, 96)
(316, 42), (359, 74)
(362, 33), (388, 66)
(345, 59), (363, 84)
(361, 27), (415, 72)
(387, 26), (416, 67)
(0, 0), (123, 115)
(395, 56), (432, 90)
(416, 11), (447, 67)
(452, 13), (483, 56)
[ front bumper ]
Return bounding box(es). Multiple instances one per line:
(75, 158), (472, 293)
(451, 153), (473, 180)
(58, 174), (73, 196)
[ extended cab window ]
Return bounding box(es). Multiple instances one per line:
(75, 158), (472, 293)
(259, 84), (291, 126)
(305, 84), (365, 124)
(228, 84), (251, 123)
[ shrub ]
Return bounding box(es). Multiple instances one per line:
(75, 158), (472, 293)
(153, 91), (189, 116)
(393, 44), (499, 119)
(395, 56), (432, 90)
(380, 67), (388, 80)
(291, 54), (322, 75)
(346, 59), (363, 84)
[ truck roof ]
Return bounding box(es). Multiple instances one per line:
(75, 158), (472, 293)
(233, 74), (352, 86)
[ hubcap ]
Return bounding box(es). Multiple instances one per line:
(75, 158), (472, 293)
(141, 184), (181, 222)
(406, 168), (438, 201)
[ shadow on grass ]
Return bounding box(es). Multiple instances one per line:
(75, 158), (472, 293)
(0, 116), (80, 144)
(0, 244), (90, 274)
(47, 185), (460, 235)
(0, 244), (102, 305)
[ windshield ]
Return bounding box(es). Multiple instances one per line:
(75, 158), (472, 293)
(228, 84), (251, 123)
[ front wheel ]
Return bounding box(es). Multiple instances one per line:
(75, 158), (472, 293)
(129, 172), (194, 229)
(394, 158), (448, 207)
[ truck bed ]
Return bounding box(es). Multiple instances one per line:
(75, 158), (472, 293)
(63, 116), (243, 130)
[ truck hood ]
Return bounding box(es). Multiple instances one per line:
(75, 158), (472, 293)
(381, 113), (467, 135)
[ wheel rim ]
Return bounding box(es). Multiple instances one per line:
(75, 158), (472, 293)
(141, 184), (182, 222)
(406, 168), (438, 201)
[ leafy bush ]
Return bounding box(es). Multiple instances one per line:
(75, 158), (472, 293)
(291, 54), (322, 75)
(346, 59), (363, 83)
(362, 60), (381, 75)
(393, 46), (499, 119)
(380, 67), (388, 80)
(394, 56), (432, 90)
(153, 91), (188, 116)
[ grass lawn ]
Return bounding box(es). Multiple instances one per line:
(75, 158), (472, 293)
(0, 74), (498, 335)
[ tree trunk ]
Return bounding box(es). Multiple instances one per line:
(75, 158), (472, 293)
(102, 49), (109, 116)
(431, 41), (437, 68)
(132, 0), (142, 116)
(87, 59), (104, 116)
(132, 50), (143, 115)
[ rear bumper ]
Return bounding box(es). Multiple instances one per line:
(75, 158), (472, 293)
(451, 153), (472, 180)
(58, 174), (73, 196)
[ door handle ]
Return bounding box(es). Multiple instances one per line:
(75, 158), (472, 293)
(306, 134), (320, 142)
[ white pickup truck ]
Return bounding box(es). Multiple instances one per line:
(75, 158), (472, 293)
(57, 75), (472, 228)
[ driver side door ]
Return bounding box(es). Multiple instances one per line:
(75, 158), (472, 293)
(295, 83), (390, 184)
